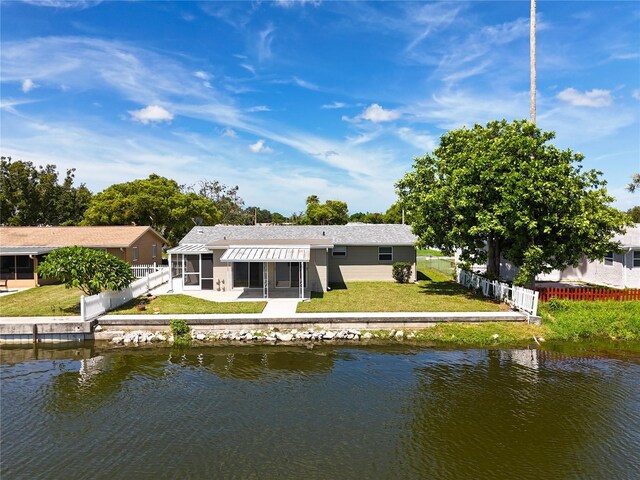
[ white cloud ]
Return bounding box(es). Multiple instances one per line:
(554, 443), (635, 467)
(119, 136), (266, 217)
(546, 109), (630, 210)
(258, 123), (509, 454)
(292, 76), (319, 90)
(557, 88), (613, 108)
(273, 76), (319, 90)
(247, 105), (271, 112)
(0, 36), (404, 208)
(632, 90), (640, 101)
(359, 104), (401, 123)
(426, 17), (532, 85)
(257, 25), (275, 61)
(406, 3), (463, 51)
(408, 88), (529, 130)
(222, 127), (237, 138)
(21, 78), (38, 93)
(249, 139), (273, 154)
(274, 0), (321, 8)
(396, 127), (437, 152)
(321, 101), (347, 110)
(128, 105), (174, 124)
(22, 0), (102, 8)
(194, 71), (210, 80)
(240, 63), (255, 75)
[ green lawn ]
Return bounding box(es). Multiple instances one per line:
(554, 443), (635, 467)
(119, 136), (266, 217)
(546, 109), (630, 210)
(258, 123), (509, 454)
(0, 286), (265, 317)
(0, 284), (82, 316)
(539, 300), (640, 341)
(297, 267), (505, 313)
(109, 294), (266, 315)
(417, 248), (445, 257)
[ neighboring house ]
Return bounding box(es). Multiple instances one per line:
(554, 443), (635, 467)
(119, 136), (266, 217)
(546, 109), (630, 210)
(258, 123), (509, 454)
(0, 226), (168, 289)
(167, 224), (417, 298)
(536, 225), (640, 289)
(454, 225), (640, 289)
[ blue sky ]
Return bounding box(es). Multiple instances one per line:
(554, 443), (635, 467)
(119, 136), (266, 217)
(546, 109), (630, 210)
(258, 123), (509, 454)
(1, 1), (639, 215)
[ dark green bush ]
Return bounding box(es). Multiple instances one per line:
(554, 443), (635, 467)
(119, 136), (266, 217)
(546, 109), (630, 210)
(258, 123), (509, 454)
(392, 262), (412, 283)
(170, 319), (190, 338)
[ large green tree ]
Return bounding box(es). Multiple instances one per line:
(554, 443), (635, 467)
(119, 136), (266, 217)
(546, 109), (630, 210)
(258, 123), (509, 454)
(305, 195), (349, 225)
(195, 179), (248, 224)
(0, 156), (92, 226)
(627, 206), (640, 223)
(83, 174), (220, 245)
(397, 119), (630, 286)
(38, 246), (135, 296)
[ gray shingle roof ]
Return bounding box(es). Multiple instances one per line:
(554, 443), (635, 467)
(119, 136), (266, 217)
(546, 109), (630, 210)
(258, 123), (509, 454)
(179, 224), (417, 247)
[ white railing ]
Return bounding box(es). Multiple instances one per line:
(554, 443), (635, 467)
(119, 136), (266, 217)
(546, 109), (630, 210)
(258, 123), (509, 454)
(81, 268), (170, 321)
(457, 269), (539, 317)
(131, 263), (167, 278)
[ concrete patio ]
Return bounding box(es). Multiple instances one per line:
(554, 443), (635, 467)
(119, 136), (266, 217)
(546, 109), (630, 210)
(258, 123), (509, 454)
(150, 277), (310, 303)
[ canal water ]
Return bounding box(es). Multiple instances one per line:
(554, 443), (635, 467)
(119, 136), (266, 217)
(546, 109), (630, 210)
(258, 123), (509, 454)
(1, 343), (639, 479)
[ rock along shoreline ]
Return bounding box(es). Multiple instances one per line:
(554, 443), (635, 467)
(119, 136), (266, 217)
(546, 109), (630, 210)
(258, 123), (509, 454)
(105, 327), (416, 346)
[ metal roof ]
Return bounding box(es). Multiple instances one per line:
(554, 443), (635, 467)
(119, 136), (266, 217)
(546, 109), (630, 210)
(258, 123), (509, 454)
(221, 246), (310, 263)
(0, 246), (57, 256)
(180, 224), (417, 246)
(166, 244), (211, 254)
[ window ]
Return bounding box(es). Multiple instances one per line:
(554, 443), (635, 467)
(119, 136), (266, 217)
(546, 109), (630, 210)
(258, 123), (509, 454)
(603, 251), (614, 266)
(378, 246), (393, 262)
(332, 246), (347, 257)
(152, 244), (157, 259)
(634, 251), (640, 268)
(132, 246), (139, 262)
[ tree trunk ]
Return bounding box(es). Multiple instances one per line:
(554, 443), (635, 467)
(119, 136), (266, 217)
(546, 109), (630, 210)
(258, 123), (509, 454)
(486, 236), (501, 279)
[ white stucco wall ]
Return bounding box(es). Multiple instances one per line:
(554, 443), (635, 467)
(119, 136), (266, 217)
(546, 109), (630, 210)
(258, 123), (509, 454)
(537, 251), (640, 288)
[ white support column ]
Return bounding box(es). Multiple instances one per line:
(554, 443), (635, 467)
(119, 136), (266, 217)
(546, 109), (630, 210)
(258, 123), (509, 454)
(263, 262), (269, 299)
(168, 253), (173, 291)
(299, 261), (303, 299)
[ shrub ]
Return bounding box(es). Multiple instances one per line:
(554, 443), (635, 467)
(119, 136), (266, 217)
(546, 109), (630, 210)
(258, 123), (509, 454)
(37, 246), (135, 296)
(169, 319), (190, 338)
(392, 262), (412, 283)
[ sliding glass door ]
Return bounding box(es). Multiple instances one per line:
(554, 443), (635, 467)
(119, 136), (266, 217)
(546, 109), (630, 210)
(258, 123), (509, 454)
(233, 262), (263, 288)
(275, 262), (306, 288)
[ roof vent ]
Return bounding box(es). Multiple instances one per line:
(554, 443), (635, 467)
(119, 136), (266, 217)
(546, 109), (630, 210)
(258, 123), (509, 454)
(197, 228), (204, 234)
(322, 231), (325, 236)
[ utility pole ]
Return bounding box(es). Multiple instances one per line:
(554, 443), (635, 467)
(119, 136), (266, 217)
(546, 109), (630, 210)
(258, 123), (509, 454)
(530, 0), (537, 123)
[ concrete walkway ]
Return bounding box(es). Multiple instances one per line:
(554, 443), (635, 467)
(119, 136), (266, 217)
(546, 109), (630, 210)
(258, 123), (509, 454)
(261, 299), (300, 317)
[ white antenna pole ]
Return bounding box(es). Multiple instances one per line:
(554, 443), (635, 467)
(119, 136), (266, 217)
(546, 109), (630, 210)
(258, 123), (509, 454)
(530, 0), (537, 123)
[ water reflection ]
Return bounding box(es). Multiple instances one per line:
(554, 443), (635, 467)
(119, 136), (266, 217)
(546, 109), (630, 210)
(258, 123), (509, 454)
(1, 344), (638, 480)
(406, 348), (640, 478)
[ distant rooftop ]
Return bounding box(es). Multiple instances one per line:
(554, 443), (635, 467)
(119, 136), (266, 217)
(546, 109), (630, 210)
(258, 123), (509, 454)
(0, 226), (167, 249)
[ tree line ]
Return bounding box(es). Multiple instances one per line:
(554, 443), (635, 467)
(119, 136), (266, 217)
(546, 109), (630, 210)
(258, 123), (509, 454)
(0, 156), (404, 246)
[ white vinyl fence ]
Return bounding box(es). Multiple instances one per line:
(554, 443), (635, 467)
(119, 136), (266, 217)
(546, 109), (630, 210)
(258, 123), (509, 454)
(131, 263), (168, 278)
(457, 269), (539, 317)
(81, 268), (170, 321)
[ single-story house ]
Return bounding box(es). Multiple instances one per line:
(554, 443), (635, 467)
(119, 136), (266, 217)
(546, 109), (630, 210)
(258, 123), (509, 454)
(0, 226), (167, 288)
(167, 224), (417, 298)
(536, 225), (640, 289)
(455, 225), (640, 289)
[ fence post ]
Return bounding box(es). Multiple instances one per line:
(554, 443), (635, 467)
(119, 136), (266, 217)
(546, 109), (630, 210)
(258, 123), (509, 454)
(80, 295), (86, 321)
(532, 291), (539, 317)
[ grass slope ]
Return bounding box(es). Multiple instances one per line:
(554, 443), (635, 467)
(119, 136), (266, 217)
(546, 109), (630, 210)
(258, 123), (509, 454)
(0, 284), (81, 316)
